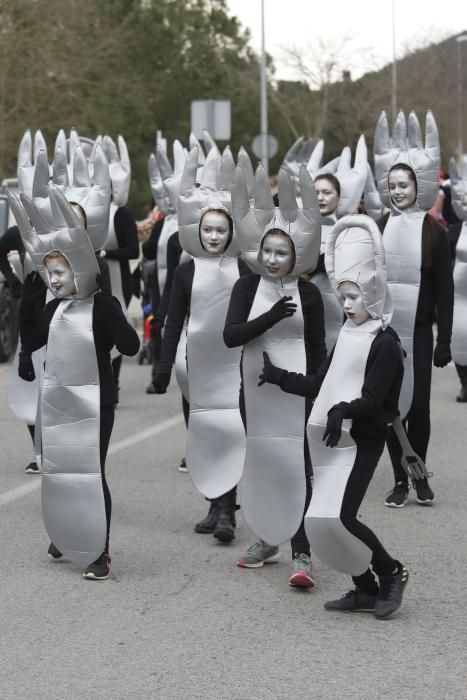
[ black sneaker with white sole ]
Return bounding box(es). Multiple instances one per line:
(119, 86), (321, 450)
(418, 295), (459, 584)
(384, 481), (409, 508)
(414, 478), (435, 505)
(324, 588), (378, 612)
(82, 553), (111, 580)
(375, 564), (409, 619)
(48, 543), (63, 559)
(24, 461), (40, 474)
(178, 458), (188, 473)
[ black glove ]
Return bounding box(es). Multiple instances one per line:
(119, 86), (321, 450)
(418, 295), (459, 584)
(266, 296), (297, 325)
(8, 277), (23, 299)
(152, 372), (171, 394)
(322, 405), (346, 448)
(21, 272), (46, 309)
(258, 351), (285, 387)
(18, 348), (35, 382)
(433, 342), (451, 368)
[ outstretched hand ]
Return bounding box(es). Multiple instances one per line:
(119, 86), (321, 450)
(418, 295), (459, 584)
(258, 351), (285, 387)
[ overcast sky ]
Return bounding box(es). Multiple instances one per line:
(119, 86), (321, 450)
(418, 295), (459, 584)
(227, 0), (467, 80)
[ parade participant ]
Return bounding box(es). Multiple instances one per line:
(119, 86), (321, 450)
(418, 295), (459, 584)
(153, 146), (247, 541)
(306, 137), (368, 352)
(3, 129), (49, 473)
(100, 135), (139, 403)
(226, 162), (325, 586)
(10, 184), (139, 580)
(447, 157), (467, 402)
(374, 111), (453, 507)
(259, 214), (409, 618)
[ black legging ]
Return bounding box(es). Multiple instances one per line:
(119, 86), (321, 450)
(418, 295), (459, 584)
(111, 355), (122, 391)
(386, 323), (433, 484)
(100, 405), (115, 553)
(339, 445), (397, 592)
(456, 363), (467, 388)
(182, 395), (189, 428)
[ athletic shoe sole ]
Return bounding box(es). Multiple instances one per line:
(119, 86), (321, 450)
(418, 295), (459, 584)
(289, 570), (315, 588)
(178, 466), (188, 473)
(324, 605), (375, 612)
(24, 467), (41, 474)
(82, 571), (110, 580)
(416, 496), (435, 505)
(384, 498), (408, 508)
(237, 552), (280, 569)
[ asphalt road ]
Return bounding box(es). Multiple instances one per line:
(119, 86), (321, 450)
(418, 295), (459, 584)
(0, 355), (466, 699)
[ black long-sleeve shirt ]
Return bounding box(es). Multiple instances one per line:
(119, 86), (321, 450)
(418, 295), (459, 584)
(20, 292), (140, 406)
(224, 274), (327, 375)
(276, 326), (404, 450)
(378, 212), (454, 344)
(104, 206), (139, 306)
(0, 225), (24, 285)
(158, 257), (249, 375)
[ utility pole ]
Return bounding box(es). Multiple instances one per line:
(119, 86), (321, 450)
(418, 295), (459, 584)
(391, 0), (397, 123)
(260, 0), (268, 172)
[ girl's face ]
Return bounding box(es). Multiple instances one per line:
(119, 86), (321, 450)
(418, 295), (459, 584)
(260, 234), (294, 279)
(199, 211), (230, 256)
(314, 178), (339, 216)
(388, 169), (417, 209)
(45, 255), (77, 297)
(338, 281), (370, 325)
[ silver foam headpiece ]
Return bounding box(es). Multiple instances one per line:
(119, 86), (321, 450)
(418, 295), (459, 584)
(156, 140), (187, 212)
(17, 129), (49, 198)
(374, 110), (440, 211)
(325, 214), (392, 325)
(232, 161), (321, 276)
(178, 145), (237, 258)
(102, 135), (131, 207)
(449, 156), (467, 221)
(148, 134), (172, 216)
(8, 187), (99, 299)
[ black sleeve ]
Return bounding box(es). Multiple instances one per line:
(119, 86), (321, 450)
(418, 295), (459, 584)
(158, 263), (191, 373)
(0, 226), (23, 285)
(20, 298), (58, 353)
(432, 222), (454, 344)
(155, 231), (182, 328)
(301, 281), (327, 371)
(339, 333), (403, 418)
(278, 353), (332, 398)
(97, 294), (140, 356)
(223, 275), (277, 348)
(105, 207), (139, 261)
(96, 256), (112, 296)
(142, 217), (164, 260)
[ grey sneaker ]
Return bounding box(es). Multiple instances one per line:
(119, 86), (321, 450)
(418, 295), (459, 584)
(289, 553), (315, 588)
(236, 540), (280, 568)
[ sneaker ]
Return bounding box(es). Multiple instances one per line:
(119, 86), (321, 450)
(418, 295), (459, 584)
(289, 553), (315, 588)
(384, 481), (409, 508)
(414, 478), (435, 505)
(146, 382), (156, 395)
(178, 458), (188, 473)
(194, 500), (219, 534)
(237, 540), (280, 568)
(324, 588), (377, 612)
(456, 386), (467, 403)
(82, 553), (111, 580)
(24, 461), (40, 474)
(375, 565), (409, 619)
(48, 543), (63, 560)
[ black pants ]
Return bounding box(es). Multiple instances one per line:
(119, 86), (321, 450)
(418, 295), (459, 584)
(182, 396), (189, 428)
(239, 387), (312, 557)
(386, 323), (433, 484)
(111, 355), (122, 392)
(100, 405), (115, 553)
(456, 363), (467, 388)
(339, 446), (397, 592)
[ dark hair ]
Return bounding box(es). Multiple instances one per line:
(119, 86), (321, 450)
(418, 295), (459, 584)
(314, 173), (341, 197)
(388, 163), (417, 190)
(199, 208), (233, 252)
(260, 229), (296, 273)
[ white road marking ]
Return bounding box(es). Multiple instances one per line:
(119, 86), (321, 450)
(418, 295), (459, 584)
(0, 414), (183, 507)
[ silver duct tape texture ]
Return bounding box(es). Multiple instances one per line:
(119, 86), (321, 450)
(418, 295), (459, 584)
(185, 258), (245, 498)
(452, 222), (467, 364)
(40, 297), (106, 567)
(240, 277), (306, 545)
(382, 211), (424, 418)
(306, 321), (382, 575)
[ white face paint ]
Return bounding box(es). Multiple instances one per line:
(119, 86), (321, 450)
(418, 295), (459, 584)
(260, 233), (294, 279)
(45, 255), (77, 297)
(388, 169), (417, 210)
(199, 211), (230, 256)
(314, 178), (339, 216)
(338, 281), (371, 325)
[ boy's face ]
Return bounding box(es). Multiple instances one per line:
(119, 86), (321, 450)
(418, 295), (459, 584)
(338, 281), (371, 325)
